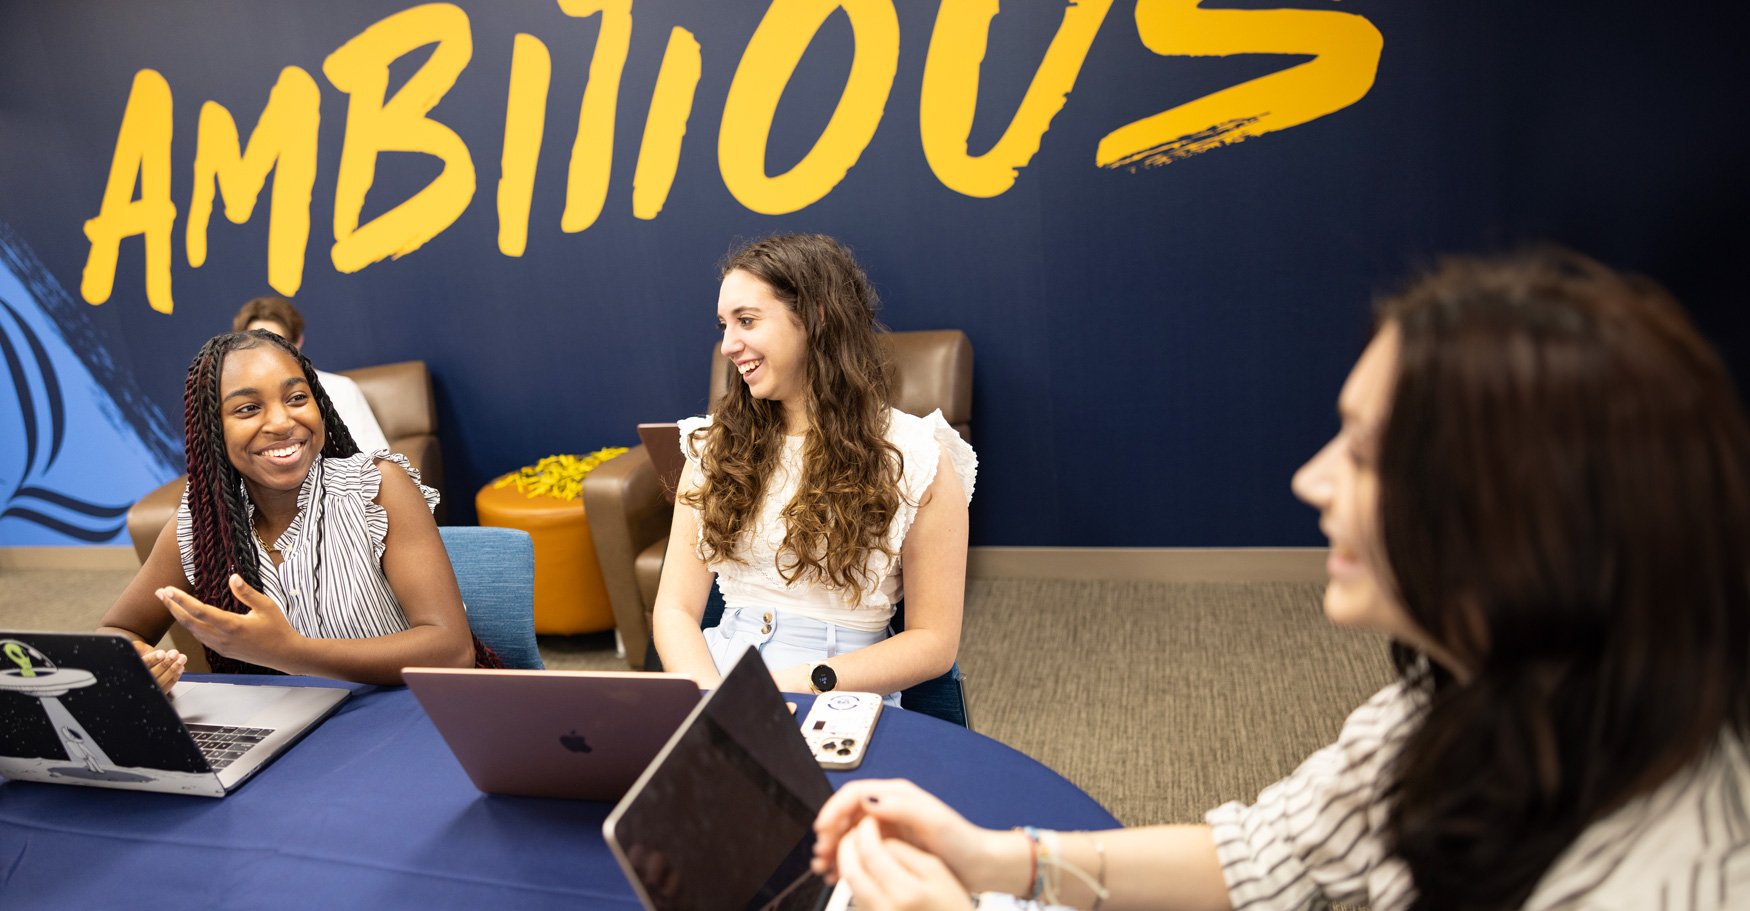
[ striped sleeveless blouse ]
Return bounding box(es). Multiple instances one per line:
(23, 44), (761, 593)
(177, 450), (437, 640)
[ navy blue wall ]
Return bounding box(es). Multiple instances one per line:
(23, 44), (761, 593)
(3, 1), (1745, 546)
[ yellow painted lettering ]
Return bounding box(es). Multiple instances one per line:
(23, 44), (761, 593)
(321, 3), (476, 273)
(80, 69), (176, 313)
(920, 0), (1112, 198)
(633, 27), (702, 220)
(557, 0), (632, 233)
(1096, 0), (1382, 170)
(499, 34), (552, 257)
(719, 0), (899, 215)
(187, 67), (320, 297)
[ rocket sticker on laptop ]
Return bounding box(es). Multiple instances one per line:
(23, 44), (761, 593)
(0, 639), (155, 784)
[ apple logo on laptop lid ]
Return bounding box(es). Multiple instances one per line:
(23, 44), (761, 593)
(560, 729), (592, 753)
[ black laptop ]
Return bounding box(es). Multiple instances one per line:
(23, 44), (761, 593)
(0, 631), (348, 797)
(604, 646), (850, 910)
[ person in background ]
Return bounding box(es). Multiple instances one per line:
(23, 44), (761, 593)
(233, 295), (391, 457)
(812, 251), (1749, 910)
(99, 330), (494, 690)
(653, 234), (976, 703)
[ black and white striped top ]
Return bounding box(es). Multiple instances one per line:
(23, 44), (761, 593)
(1207, 682), (1750, 910)
(177, 451), (439, 640)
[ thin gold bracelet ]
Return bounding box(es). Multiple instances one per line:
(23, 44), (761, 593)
(1090, 836), (1107, 911)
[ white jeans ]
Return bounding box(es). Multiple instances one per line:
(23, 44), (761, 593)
(703, 606), (902, 707)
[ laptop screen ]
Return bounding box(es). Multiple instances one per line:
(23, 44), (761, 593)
(0, 632), (206, 773)
(606, 647), (834, 910)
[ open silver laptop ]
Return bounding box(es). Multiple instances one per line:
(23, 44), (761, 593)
(604, 647), (852, 910)
(0, 631), (348, 798)
(403, 667), (701, 801)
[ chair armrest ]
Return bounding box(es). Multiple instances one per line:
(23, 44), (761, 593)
(124, 476), (214, 674)
(581, 445), (674, 669)
(125, 477), (187, 564)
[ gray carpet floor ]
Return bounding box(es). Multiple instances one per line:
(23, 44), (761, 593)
(0, 566), (1394, 827)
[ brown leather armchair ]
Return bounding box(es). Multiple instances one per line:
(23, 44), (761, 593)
(123, 360), (444, 672)
(583, 330), (973, 670)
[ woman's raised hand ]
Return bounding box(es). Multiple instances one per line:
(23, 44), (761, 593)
(156, 574), (301, 671)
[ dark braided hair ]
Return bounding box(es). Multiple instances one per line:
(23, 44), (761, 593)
(181, 330), (358, 674)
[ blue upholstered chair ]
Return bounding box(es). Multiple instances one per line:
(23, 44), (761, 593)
(438, 526), (544, 670)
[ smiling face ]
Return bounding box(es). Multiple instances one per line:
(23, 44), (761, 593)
(717, 268), (811, 431)
(219, 345), (324, 497)
(1292, 324), (1439, 652)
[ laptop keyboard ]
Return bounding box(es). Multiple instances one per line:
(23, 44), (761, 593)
(185, 723), (272, 771)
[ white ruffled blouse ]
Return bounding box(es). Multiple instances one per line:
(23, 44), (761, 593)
(677, 408), (977, 633)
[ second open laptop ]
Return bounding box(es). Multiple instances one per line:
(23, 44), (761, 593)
(637, 422), (685, 504)
(403, 667), (702, 800)
(0, 631), (348, 798)
(604, 646), (851, 911)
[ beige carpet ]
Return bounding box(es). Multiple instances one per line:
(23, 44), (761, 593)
(957, 578), (1393, 825)
(0, 566), (1394, 827)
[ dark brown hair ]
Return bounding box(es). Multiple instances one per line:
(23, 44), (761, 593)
(684, 234), (905, 596)
(1374, 251), (1750, 908)
(181, 330), (358, 673)
(232, 295), (305, 341)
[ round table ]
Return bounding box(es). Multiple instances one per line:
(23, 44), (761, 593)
(0, 676), (1120, 910)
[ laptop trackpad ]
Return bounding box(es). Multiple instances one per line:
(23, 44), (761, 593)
(172, 680), (329, 727)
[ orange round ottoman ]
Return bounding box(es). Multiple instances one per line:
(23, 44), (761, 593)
(475, 481), (615, 635)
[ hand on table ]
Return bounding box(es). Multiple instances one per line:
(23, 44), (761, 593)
(835, 817), (977, 911)
(129, 640), (187, 693)
(156, 574), (301, 671)
(814, 780), (1012, 895)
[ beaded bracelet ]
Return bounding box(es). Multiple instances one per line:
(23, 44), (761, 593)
(1018, 827), (1042, 900)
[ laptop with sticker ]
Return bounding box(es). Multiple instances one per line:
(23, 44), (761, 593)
(0, 631), (348, 798)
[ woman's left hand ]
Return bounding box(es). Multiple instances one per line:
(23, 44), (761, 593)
(156, 574), (301, 670)
(837, 817), (976, 911)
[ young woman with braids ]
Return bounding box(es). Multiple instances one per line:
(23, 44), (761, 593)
(810, 251), (1749, 910)
(98, 330), (485, 690)
(652, 234), (976, 702)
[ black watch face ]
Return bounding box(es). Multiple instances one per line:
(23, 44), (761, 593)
(810, 664), (837, 692)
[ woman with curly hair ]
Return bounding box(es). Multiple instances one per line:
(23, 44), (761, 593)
(811, 251), (1749, 909)
(99, 330), (489, 690)
(652, 234), (976, 702)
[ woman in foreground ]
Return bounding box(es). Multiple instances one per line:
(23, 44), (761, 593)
(99, 330), (489, 689)
(813, 251), (1750, 909)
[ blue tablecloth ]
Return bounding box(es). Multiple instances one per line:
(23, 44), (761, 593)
(0, 675), (1116, 910)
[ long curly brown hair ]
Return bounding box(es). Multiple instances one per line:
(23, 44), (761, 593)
(684, 234), (906, 597)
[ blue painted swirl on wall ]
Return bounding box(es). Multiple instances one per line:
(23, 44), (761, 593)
(0, 223), (179, 545)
